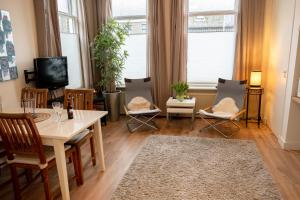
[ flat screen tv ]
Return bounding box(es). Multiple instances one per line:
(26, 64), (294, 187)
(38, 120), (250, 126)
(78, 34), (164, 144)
(34, 57), (69, 89)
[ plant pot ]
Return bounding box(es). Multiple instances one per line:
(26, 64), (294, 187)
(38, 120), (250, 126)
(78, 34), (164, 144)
(103, 90), (121, 122)
(176, 94), (186, 102)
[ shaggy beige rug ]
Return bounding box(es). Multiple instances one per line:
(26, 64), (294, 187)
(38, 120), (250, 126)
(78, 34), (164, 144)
(112, 135), (281, 200)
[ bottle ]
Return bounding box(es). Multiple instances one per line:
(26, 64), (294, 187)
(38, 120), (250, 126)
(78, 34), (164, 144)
(67, 97), (74, 119)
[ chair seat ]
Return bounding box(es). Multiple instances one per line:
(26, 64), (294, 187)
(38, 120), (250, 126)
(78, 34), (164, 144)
(199, 109), (234, 119)
(6, 145), (72, 169)
(66, 129), (92, 145)
(0, 157), (6, 166)
(128, 108), (161, 115)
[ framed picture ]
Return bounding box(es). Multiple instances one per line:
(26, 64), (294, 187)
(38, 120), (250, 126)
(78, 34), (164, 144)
(0, 10), (18, 82)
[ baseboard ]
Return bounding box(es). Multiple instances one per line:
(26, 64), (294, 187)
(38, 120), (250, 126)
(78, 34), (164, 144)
(277, 137), (300, 150)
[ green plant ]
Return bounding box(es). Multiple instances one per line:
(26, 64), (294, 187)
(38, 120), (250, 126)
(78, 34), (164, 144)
(92, 19), (129, 93)
(172, 82), (189, 100)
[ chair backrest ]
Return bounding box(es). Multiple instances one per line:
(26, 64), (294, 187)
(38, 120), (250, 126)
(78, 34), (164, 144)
(124, 78), (154, 106)
(0, 113), (46, 164)
(214, 78), (247, 111)
(21, 87), (48, 108)
(64, 89), (94, 110)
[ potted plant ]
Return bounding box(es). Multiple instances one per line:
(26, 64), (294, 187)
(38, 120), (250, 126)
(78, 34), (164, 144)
(93, 19), (129, 121)
(172, 82), (189, 101)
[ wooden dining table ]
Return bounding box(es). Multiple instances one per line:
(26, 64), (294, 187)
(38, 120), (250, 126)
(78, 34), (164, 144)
(2, 107), (108, 200)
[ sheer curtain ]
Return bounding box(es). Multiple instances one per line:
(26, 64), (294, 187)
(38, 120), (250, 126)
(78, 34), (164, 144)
(77, 0), (93, 88)
(170, 0), (188, 84)
(234, 0), (266, 80)
(148, 0), (188, 112)
(33, 0), (62, 57)
(83, 0), (112, 87)
(148, 0), (170, 112)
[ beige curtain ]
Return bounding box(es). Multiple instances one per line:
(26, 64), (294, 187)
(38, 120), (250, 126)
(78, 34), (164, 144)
(77, 0), (93, 88)
(148, 0), (170, 112)
(33, 0), (62, 57)
(170, 0), (188, 84)
(83, 0), (112, 87)
(234, 0), (266, 81)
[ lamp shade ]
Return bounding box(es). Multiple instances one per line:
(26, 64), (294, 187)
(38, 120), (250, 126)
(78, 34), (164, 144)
(250, 71), (262, 87)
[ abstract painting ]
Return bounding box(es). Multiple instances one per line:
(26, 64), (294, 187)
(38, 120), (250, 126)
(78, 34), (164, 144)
(0, 10), (18, 82)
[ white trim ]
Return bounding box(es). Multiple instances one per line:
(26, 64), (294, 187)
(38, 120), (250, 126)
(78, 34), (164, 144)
(277, 137), (300, 150)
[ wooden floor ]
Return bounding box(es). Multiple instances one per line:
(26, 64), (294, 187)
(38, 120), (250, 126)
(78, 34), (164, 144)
(1, 117), (300, 200)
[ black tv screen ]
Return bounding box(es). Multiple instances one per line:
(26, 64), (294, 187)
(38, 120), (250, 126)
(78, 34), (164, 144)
(34, 57), (69, 89)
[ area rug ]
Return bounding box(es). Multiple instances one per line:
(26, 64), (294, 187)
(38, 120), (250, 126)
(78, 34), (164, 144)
(111, 135), (281, 200)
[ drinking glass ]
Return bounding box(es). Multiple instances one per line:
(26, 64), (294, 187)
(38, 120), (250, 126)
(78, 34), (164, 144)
(52, 102), (63, 122)
(22, 98), (36, 115)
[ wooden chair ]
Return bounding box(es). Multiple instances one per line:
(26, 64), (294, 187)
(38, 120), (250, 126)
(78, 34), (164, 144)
(21, 87), (48, 108)
(0, 113), (80, 200)
(64, 89), (96, 185)
(0, 141), (6, 176)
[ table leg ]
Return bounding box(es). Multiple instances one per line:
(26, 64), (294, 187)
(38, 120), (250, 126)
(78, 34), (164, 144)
(94, 119), (106, 171)
(258, 93), (262, 128)
(246, 91), (250, 128)
(192, 109), (195, 122)
(53, 140), (70, 200)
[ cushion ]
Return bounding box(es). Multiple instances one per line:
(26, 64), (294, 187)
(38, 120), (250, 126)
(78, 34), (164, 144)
(199, 109), (233, 119)
(6, 145), (72, 169)
(128, 96), (151, 111)
(212, 97), (239, 116)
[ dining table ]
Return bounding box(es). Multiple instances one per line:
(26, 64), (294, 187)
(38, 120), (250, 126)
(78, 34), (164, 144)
(2, 107), (108, 200)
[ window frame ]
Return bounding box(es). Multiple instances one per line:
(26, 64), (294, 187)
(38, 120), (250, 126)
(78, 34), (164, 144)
(112, 1), (148, 86)
(187, 0), (239, 88)
(58, 0), (79, 34)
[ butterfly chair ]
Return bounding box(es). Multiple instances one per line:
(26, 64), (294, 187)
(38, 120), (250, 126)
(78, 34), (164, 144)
(199, 78), (247, 138)
(0, 113), (79, 200)
(124, 78), (161, 133)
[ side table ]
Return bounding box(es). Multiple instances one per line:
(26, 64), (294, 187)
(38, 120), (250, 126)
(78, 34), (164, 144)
(166, 97), (196, 126)
(246, 87), (264, 128)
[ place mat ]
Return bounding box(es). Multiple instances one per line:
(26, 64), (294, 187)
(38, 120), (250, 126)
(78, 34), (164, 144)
(33, 113), (51, 123)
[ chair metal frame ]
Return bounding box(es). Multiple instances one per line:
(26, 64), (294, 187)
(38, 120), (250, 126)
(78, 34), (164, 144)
(124, 78), (161, 133)
(198, 78), (247, 138)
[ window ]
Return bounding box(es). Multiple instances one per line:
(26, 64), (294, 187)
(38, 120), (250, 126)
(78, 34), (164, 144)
(57, 0), (83, 88)
(112, 0), (147, 84)
(188, 0), (238, 87)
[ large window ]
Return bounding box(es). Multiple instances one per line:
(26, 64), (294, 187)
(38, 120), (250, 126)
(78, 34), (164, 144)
(188, 0), (238, 87)
(112, 0), (147, 83)
(57, 0), (83, 88)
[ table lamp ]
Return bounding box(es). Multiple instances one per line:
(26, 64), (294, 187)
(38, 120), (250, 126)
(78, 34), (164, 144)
(250, 71), (262, 87)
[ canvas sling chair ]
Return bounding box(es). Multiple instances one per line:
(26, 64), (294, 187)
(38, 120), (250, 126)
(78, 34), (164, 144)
(198, 78), (247, 138)
(124, 78), (161, 133)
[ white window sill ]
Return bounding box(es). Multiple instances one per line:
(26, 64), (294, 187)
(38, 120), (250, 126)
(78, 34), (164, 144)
(117, 84), (217, 91)
(188, 86), (217, 91)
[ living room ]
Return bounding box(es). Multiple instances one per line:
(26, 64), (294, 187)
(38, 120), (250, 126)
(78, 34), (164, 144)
(0, 0), (300, 199)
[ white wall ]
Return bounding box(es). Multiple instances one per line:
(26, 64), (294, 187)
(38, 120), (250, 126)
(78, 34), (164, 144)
(265, 0), (300, 149)
(281, 0), (300, 149)
(0, 0), (38, 107)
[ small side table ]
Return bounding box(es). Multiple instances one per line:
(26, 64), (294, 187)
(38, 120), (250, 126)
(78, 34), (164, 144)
(246, 87), (264, 128)
(166, 97), (196, 123)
